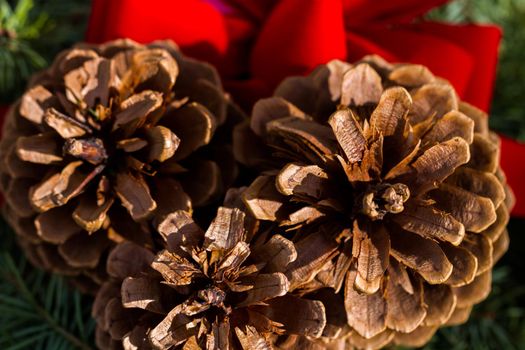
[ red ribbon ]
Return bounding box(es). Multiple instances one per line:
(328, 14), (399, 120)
(33, 0), (525, 216)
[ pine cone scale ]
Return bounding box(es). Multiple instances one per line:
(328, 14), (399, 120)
(389, 203), (465, 245)
(344, 268), (386, 338)
(431, 184), (497, 232)
(353, 220), (389, 294)
(35, 205), (82, 243)
(16, 133), (63, 164)
(44, 107), (92, 138)
(421, 284), (456, 327)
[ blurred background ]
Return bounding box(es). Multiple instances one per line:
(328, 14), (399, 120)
(0, 0), (524, 349)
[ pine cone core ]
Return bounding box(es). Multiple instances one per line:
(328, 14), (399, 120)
(360, 182), (410, 220)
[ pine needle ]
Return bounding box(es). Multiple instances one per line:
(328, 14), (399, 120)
(0, 219), (95, 350)
(0, 0), (49, 103)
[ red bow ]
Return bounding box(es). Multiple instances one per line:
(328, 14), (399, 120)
(86, 0), (525, 216)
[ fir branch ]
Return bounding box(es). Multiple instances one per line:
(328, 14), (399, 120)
(2, 255), (92, 350)
(0, 0), (90, 104)
(0, 219), (95, 350)
(0, 0), (49, 103)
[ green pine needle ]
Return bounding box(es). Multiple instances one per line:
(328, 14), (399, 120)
(0, 219), (95, 350)
(0, 0), (49, 103)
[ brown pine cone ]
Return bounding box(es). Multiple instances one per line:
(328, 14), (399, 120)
(0, 39), (241, 291)
(92, 202), (326, 350)
(235, 56), (514, 349)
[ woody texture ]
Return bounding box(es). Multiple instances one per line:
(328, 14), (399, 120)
(0, 39), (239, 293)
(234, 56), (514, 349)
(92, 199), (326, 350)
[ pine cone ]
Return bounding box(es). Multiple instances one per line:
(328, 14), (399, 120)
(92, 203), (326, 349)
(0, 39), (240, 290)
(235, 56), (513, 349)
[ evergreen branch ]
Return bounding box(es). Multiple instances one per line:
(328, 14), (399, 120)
(0, 219), (95, 350)
(0, 0), (49, 103)
(2, 254), (93, 350)
(0, 0), (90, 104)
